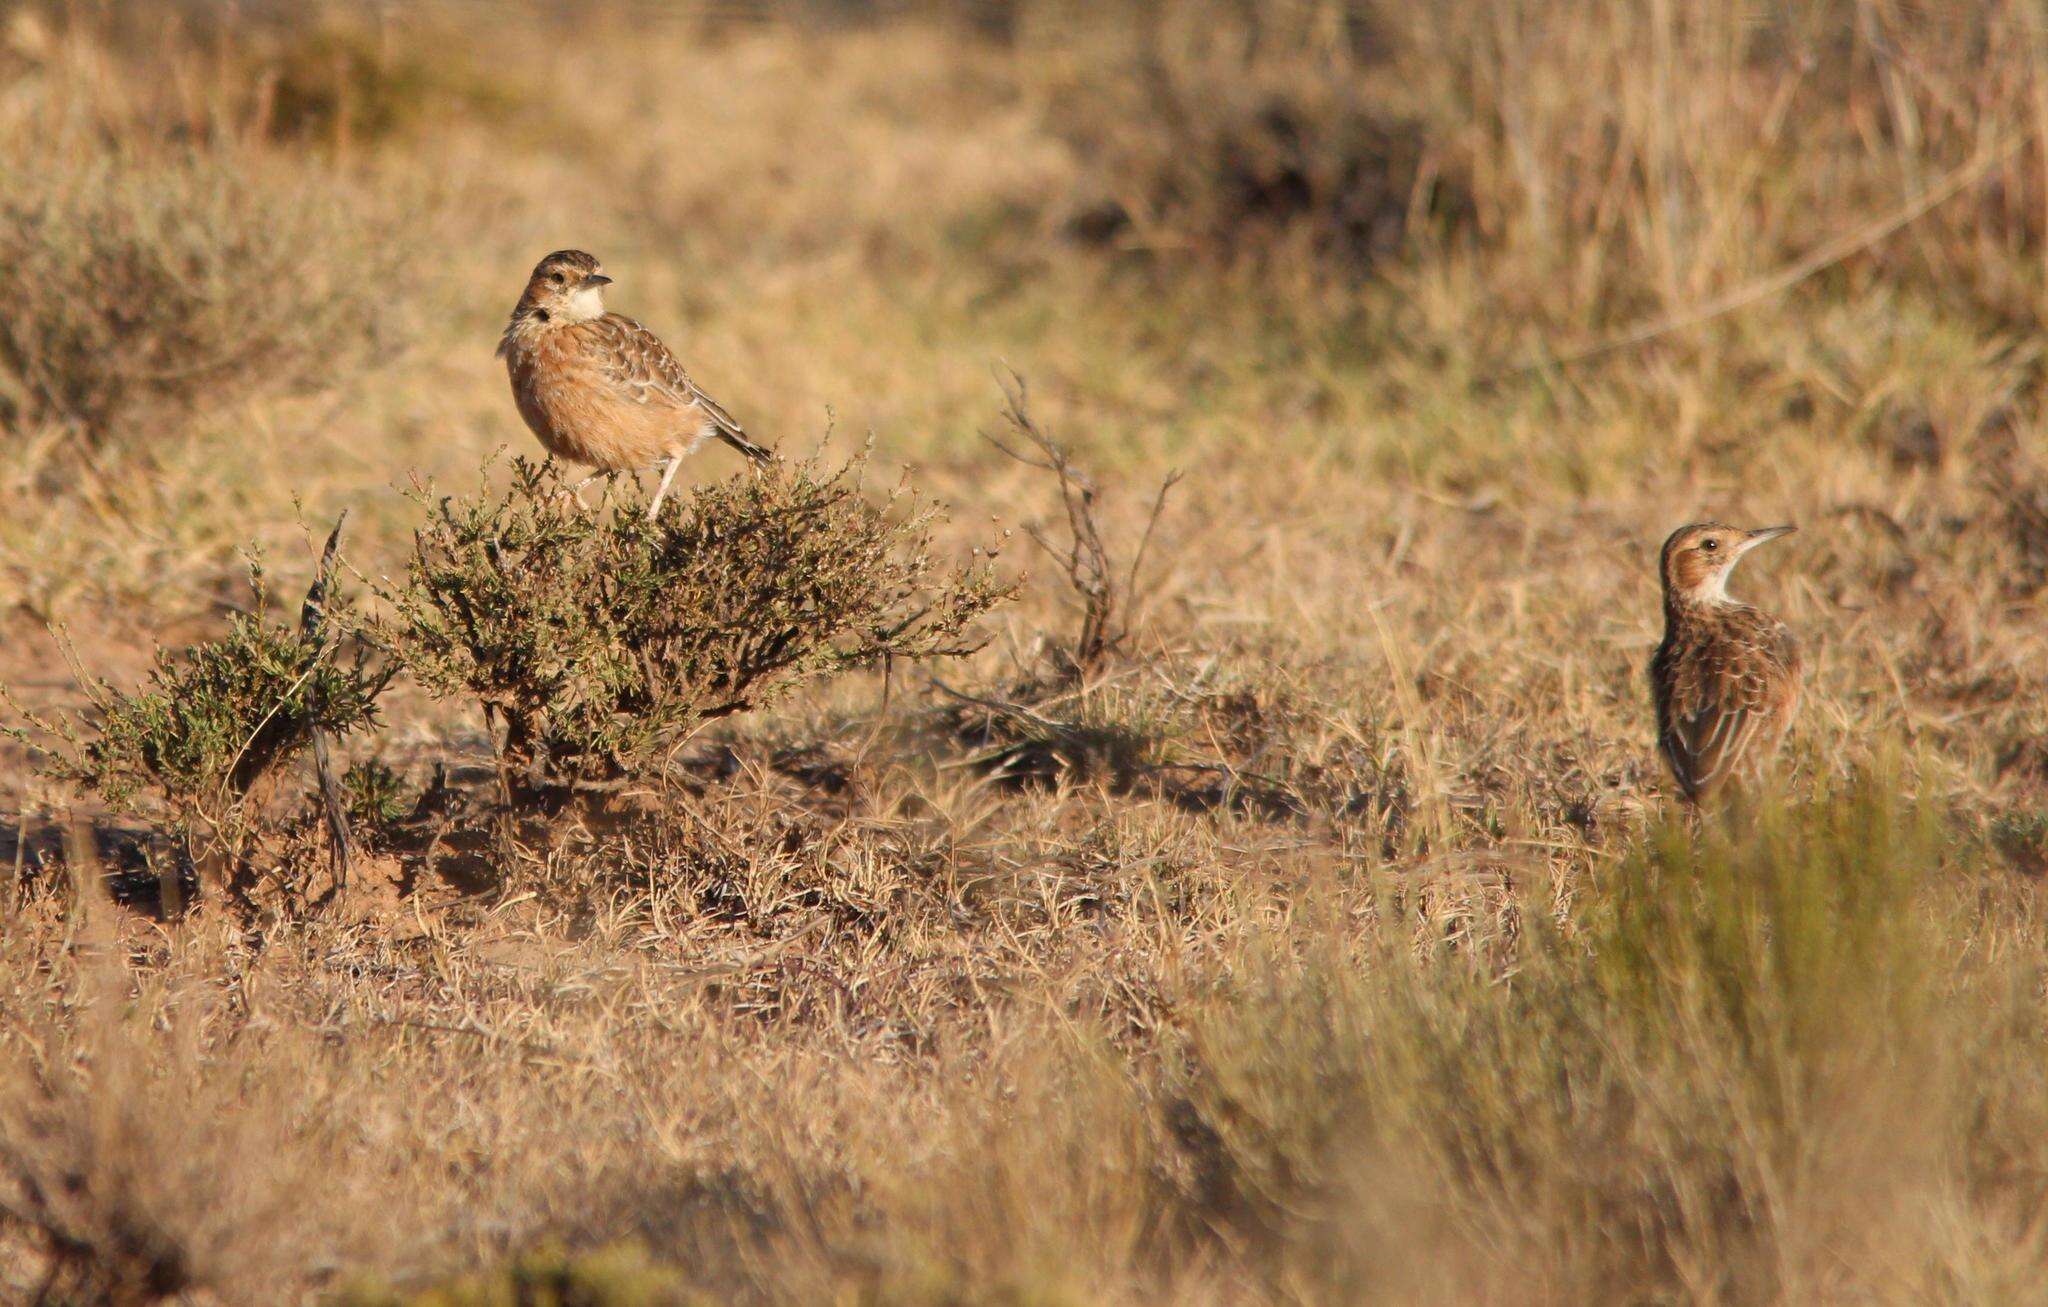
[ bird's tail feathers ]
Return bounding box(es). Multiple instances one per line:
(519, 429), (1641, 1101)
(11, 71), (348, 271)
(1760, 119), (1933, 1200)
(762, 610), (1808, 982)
(718, 426), (773, 464)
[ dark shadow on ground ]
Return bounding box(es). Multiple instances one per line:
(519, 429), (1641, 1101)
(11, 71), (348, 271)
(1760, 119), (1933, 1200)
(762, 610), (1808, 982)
(0, 815), (197, 918)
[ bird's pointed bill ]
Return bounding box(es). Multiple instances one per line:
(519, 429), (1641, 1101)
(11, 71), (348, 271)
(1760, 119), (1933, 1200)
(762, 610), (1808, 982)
(1736, 524), (1796, 555)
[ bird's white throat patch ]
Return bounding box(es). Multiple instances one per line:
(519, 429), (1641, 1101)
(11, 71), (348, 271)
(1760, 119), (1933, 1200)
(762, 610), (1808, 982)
(560, 284), (607, 323)
(1686, 568), (1735, 605)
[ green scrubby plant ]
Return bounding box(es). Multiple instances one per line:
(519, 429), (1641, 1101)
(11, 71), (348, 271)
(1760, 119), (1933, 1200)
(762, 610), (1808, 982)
(368, 455), (1013, 802)
(342, 758), (415, 835)
(7, 565), (389, 893)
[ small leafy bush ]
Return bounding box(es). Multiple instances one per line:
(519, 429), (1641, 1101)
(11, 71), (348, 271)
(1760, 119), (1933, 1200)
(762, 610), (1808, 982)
(342, 759), (415, 836)
(0, 152), (405, 442)
(13, 572), (388, 875)
(370, 457), (1013, 800)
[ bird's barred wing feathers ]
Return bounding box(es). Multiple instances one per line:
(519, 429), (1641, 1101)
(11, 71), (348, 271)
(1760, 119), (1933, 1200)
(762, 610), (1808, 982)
(588, 315), (770, 461)
(1665, 687), (1767, 798)
(1658, 613), (1798, 798)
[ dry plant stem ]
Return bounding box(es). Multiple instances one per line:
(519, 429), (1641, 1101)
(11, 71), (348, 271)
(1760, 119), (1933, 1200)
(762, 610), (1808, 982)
(987, 372), (1180, 678)
(300, 512), (354, 894)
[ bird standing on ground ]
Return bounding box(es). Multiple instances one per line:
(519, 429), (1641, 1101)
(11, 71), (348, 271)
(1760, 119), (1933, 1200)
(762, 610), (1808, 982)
(498, 249), (771, 519)
(1649, 522), (1803, 805)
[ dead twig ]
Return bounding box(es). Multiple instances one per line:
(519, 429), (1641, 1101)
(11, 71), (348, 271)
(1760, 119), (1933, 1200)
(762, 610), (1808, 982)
(985, 371), (1180, 677)
(300, 513), (353, 894)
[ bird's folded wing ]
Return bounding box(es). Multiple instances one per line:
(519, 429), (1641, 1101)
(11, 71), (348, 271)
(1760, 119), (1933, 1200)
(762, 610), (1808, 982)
(590, 314), (751, 442)
(1665, 669), (1771, 796)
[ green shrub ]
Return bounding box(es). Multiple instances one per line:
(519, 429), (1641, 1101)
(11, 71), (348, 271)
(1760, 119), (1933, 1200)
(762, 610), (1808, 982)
(341, 758), (416, 845)
(369, 457), (1013, 801)
(11, 569), (388, 879)
(258, 20), (524, 146)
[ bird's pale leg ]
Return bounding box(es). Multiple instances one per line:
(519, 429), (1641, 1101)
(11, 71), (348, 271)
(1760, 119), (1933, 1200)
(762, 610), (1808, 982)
(646, 456), (682, 521)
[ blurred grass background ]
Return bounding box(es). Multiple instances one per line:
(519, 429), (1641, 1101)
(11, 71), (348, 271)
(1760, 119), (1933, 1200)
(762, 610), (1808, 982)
(7, 1), (2048, 1302)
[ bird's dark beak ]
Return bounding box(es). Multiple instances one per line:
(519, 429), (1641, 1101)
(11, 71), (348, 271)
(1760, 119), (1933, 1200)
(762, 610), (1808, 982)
(581, 273), (612, 289)
(1737, 524), (1796, 555)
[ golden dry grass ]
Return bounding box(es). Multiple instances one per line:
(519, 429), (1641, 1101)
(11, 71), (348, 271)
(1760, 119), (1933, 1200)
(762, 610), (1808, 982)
(6, 1), (2048, 1303)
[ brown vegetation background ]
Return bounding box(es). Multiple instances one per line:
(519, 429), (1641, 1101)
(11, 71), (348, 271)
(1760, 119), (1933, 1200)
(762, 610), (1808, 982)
(6, 1), (2048, 1302)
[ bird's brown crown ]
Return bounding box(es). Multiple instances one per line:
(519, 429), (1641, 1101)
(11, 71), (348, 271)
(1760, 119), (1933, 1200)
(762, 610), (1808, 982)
(526, 248), (601, 282)
(1659, 521), (1794, 608)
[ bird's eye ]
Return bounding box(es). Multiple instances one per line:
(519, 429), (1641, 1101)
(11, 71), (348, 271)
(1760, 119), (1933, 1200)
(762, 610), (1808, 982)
(549, 272), (564, 284)
(1701, 538), (1719, 551)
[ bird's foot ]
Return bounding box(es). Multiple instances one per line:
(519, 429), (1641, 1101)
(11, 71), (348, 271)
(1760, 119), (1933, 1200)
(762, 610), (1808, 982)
(555, 471), (613, 508)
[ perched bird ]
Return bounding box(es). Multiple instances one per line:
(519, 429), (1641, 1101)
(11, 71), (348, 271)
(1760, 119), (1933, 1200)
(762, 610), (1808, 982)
(497, 249), (771, 519)
(1649, 522), (1803, 805)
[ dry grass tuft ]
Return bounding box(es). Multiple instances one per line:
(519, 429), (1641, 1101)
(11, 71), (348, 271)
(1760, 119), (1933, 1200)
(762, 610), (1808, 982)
(335, 1243), (687, 1307)
(1044, 1), (1443, 262)
(0, 922), (314, 1306)
(0, 151), (407, 445)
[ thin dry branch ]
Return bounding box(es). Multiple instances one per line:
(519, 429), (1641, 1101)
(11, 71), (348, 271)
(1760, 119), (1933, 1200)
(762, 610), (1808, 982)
(299, 513), (353, 892)
(986, 372), (1181, 678)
